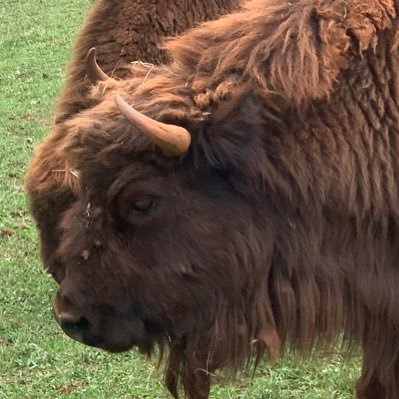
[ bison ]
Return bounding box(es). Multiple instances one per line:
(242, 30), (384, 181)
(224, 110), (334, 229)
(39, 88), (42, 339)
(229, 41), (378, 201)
(26, 0), (399, 398)
(25, 0), (240, 284)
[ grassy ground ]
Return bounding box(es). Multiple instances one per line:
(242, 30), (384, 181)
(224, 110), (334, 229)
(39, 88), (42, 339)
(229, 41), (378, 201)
(0, 0), (361, 398)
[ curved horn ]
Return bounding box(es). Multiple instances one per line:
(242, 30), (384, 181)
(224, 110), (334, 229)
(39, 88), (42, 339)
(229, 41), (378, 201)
(114, 95), (191, 157)
(85, 47), (109, 83)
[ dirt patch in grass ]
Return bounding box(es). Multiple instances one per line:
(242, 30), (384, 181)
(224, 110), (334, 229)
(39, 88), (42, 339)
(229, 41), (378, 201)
(56, 379), (88, 395)
(0, 228), (14, 237)
(0, 336), (12, 347)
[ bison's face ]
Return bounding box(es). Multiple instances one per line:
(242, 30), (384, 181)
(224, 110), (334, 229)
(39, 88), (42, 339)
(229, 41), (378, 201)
(53, 146), (257, 353)
(48, 63), (267, 354)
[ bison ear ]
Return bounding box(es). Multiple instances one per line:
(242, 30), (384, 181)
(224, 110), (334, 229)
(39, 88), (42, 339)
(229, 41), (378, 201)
(254, 5), (352, 106)
(185, 0), (395, 108)
(246, 0), (395, 106)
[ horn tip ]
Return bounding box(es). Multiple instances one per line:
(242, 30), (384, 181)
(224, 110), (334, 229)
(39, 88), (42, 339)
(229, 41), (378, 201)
(114, 95), (131, 115)
(114, 94), (123, 105)
(85, 47), (109, 83)
(85, 47), (96, 62)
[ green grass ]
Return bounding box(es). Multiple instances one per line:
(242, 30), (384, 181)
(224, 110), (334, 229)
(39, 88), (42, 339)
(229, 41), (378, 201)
(0, 1), (360, 397)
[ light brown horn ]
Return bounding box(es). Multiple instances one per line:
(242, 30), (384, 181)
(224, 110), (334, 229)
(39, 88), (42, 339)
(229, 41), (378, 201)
(85, 47), (109, 83)
(114, 94), (191, 157)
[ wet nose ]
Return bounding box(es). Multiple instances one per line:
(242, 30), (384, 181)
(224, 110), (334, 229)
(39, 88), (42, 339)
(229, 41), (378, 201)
(55, 312), (89, 341)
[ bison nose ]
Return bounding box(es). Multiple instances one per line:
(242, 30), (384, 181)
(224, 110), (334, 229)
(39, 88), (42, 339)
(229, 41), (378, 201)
(55, 312), (89, 341)
(54, 283), (90, 341)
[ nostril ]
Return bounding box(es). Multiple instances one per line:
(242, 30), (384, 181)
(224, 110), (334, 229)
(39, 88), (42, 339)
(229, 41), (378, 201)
(57, 313), (89, 339)
(61, 316), (88, 332)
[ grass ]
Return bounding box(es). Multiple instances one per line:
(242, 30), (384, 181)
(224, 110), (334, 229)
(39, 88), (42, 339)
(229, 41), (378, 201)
(0, 0), (360, 397)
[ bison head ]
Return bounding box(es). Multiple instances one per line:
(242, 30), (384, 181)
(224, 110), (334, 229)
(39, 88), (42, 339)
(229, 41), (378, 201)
(51, 61), (276, 381)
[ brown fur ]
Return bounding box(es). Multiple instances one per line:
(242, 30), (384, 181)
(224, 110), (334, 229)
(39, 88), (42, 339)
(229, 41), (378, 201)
(27, 0), (399, 398)
(25, 0), (240, 281)
(56, 0), (241, 122)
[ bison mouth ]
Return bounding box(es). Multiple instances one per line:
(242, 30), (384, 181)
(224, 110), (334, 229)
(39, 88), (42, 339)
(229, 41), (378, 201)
(53, 308), (164, 354)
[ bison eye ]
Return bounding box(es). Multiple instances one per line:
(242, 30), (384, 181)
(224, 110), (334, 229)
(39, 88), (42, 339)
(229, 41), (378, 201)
(131, 199), (155, 215)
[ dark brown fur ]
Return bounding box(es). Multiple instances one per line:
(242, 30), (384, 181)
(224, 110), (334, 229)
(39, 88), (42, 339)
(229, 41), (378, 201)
(27, 0), (399, 398)
(25, 0), (240, 281)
